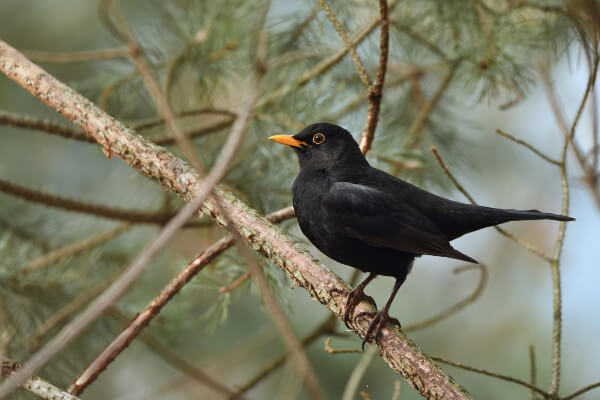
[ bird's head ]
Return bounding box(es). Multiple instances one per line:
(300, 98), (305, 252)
(269, 122), (368, 170)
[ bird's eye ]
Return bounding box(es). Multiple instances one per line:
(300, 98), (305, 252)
(312, 133), (326, 144)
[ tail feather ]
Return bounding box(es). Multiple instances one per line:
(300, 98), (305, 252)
(445, 247), (479, 264)
(499, 209), (574, 223)
(445, 206), (575, 240)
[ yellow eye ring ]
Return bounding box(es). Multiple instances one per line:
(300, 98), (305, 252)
(312, 133), (326, 144)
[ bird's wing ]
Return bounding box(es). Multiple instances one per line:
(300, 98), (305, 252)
(323, 182), (476, 262)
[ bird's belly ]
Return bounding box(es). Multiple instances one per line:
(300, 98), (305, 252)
(296, 210), (413, 278)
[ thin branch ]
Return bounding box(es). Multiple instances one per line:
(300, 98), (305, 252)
(237, 243), (324, 400)
(359, 0), (390, 154)
(431, 357), (549, 398)
(219, 271), (251, 293)
(494, 129), (560, 166)
(430, 146), (551, 261)
(317, 0), (372, 88)
(0, 110), (90, 141)
(392, 21), (447, 59)
(133, 108), (236, 131)
(0, 178), (207, 227)
(341, 346), (378, 400)
(562, 382), (600, 400)
(540, 47), (598, 395)
(23, 48), (129, 64)
(0, 40), (472, 400)
(233, 316), (337, 397)
(102, 0), (206, 174)
(391, 380), (401, 400)
(323, 337), (362, 355)
(403, 63), (458, 147)
(21, 223), (131, 274)
(1, 359), (81, 400)
(529, 345), (537, 400)
(259, 0), (399, 109)
(403, 264), (487, 332)
(540, 60), (600, 210)
(28, 279), (116, 351)
(105, 307), (244, 399)
(69, 235), (234, 395)
(0, 109), (234, 146)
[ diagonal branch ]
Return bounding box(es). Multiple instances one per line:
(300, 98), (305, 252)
(0, 39), (472, 400)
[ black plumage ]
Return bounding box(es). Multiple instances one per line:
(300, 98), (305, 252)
(270, 122), (574, 347)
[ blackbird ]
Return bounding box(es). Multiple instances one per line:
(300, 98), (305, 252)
(269, 122), (574, 348)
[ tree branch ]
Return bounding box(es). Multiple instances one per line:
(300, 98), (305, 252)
(0, 178), (207, 227)
(1, 359), (81, 400)
(359, 0), (390, 154)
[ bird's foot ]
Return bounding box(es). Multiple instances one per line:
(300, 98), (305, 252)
(355, 311), (401, 350)
(330, 287), (374, 329)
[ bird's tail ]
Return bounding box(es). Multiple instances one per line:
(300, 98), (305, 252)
(445, 206), (574, 240)
(492, 209), (574, 223)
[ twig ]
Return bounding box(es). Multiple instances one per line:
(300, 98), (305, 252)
(392, 21), (447, 59)
(69, 234), (234, 395)
(28, 278), (117, 351)
(0, 39), (473, 400)
(23, 48), (129, 64)
(1, 359), (81, 400)
(317, 0), (372, 88)
(541, 47), (598, 395)
(133, 108), (236, 130)
(323, 337), (362, 355)
(540, 60), (600, 210)
(391, 380), (401, 400)
(238, 243), (324, 400)
(0, 178), (207, 227)
(21, 223), (131, 274)
(528, 345), (537, 400)
(105, 307), (244, 399)
(562, 381), (600, 400)
(341, 346), (378, 400)
(403, 264), (487, 332)
(359, 391), (372, 400)
(219, 271), (251, 293)
(431, 356), (549, 397)
(430, 146), (551, 261)
(359, 0), (390, 155)
(403, 64), (458, 147)
(494, 129), (560, 165)
(0, 109), (234, 147)
(0, 110), (90, 141)
(233, 316), (337, 397)
(259, 0), (399, 109)
(102, 0), (206, 174)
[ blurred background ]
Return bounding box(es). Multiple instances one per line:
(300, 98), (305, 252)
(0, 1), (599, 399)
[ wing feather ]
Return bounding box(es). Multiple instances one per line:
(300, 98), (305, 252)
(323, 182), (476, 262)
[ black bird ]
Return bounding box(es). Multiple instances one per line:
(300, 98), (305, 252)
(269, 122), (574, 348)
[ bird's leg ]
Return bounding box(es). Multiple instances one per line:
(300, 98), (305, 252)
(357, 277), (403, 350)
(331, 273), (377, 328)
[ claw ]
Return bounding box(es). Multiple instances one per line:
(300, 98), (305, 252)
(356, 311), (401, 350)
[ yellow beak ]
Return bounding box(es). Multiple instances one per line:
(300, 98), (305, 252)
(269, 134), (307, 149)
